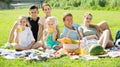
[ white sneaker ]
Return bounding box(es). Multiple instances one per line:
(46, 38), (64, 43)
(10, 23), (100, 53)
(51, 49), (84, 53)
(1, 42), (11, 49)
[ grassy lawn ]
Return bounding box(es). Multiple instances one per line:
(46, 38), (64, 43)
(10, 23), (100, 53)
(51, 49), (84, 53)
(0, 9), (120, 67)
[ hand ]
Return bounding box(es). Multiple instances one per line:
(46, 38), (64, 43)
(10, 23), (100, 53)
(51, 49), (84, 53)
(93, 35), (98, 39)
(53, 29), (57, 35)
(17, 25), (23, 33)
(48, 28), (54, 33)
(16, 28), (19, 34)
(87, 35), (98, 40)
(95, 25), (102, 33)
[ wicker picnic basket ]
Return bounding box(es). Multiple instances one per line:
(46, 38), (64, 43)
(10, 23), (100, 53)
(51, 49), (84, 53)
(63, 30), (80, 52)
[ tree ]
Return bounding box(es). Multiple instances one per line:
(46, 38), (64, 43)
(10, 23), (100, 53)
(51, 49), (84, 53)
(0, 0), (12, 4)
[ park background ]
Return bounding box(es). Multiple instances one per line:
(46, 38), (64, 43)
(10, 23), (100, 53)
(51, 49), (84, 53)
(0, 0), (120, 67)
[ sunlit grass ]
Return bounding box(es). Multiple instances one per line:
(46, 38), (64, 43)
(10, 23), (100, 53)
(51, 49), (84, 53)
(0, 9), (120, 67)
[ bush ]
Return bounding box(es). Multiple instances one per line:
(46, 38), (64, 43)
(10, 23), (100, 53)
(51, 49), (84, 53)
(109, 0), (120, 8)
(0, 0), (12, 4)
(44, 0), (120, 10)
(97, 0), (107, 7)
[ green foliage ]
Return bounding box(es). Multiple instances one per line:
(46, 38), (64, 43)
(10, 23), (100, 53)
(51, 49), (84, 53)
(109, 0), (120, 8)
(44, 0), (81, 8)
(0, 0), (12, 3)
(44, 0), (120, 10)
(0, 9), (120, 67)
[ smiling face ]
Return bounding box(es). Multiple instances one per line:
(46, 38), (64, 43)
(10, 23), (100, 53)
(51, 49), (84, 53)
(29, 9), (39, 19)
(63, 15), (73, 29)
(42, 3), (51, 17)
(46, 16), (58, 29)
(18, 16), (28, 28)
(83, 13), (92, 26)
(43, 6), (51, 16)
(47, 21), (54, 28)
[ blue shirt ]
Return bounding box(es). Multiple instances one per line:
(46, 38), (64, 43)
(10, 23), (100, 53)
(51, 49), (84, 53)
(60, 23), (81, 40)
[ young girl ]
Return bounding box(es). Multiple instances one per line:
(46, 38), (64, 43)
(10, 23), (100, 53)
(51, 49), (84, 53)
(14, 16), (35, 50)
(43, 16), (60, 50)
(78, 13), (112, 49)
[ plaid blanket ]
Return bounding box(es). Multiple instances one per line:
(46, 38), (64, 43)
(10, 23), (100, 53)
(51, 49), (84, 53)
(0, 48), (56, 61)
(108, 46), (120, 57)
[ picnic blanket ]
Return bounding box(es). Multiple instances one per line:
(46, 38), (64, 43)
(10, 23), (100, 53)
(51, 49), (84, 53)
(1, 45), (120, 61)
(0, 48), (56, 61)
(107, 46), (120, 58)
(70, 46), (120, 60)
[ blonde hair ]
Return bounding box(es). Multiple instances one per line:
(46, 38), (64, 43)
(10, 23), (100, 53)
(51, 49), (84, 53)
(84, 12), (92, 18)
(17, 15), (28, 24)
(42, 3), (51, 11)
(45, 16), (58, 28)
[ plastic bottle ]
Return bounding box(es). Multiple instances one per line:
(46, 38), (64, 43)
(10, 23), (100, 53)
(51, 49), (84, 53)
(80, 37), (87, 55)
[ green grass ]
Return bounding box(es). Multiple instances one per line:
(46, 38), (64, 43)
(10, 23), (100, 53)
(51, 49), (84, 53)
(0, 9), (120, 67)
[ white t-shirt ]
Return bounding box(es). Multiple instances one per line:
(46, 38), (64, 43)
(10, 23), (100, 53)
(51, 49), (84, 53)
(14, 27), (35, 47)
